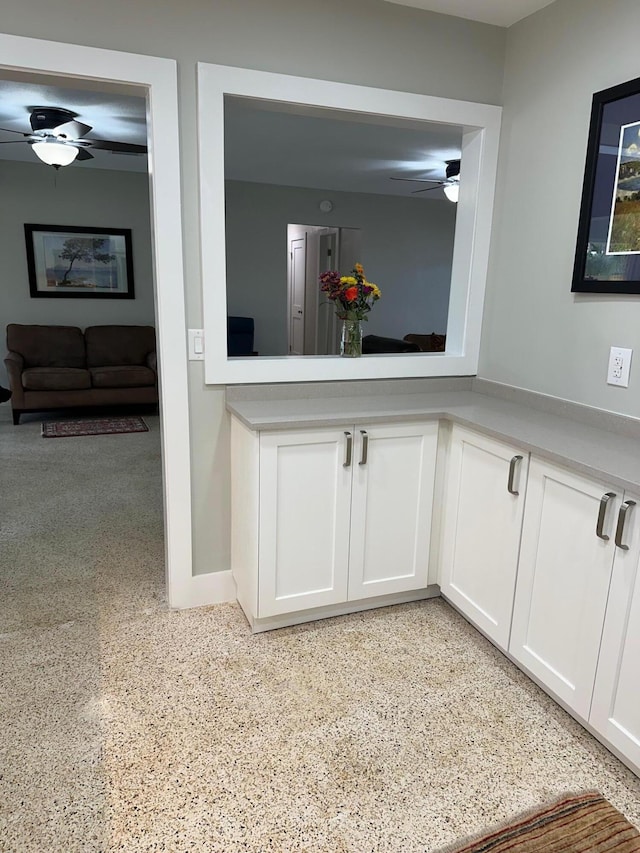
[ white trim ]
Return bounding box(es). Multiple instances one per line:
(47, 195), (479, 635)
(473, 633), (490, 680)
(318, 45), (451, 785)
(0, 32), (193, 609)
(197, 63), (501, 384)
(244, 586), (440, 633)
(177, 570), (237, 609)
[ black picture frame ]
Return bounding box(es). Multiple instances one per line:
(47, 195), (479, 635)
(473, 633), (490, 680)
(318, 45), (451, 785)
(572, 76), (640, 294)
(25, 224), (135, 299)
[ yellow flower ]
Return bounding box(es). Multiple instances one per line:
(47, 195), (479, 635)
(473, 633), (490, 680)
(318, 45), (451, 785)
(340, 276), (357, 285)
(354, 263), (364, 274)
(368, 283), (381, 299)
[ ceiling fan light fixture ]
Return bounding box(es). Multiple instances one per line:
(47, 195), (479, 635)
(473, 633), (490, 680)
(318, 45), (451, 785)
(31, 139), (79, 168)
(443, 182), (459, 203)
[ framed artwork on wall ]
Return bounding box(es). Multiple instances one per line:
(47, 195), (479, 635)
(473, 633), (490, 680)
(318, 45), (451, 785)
(25, 224), (135, 299)
(573, 76), (640, 294)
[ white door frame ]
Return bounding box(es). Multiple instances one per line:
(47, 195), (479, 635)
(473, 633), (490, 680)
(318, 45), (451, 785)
(0, 32), (195, 609)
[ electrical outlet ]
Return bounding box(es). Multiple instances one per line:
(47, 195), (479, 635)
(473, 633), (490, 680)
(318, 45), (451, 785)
(607, 346), (632, 387)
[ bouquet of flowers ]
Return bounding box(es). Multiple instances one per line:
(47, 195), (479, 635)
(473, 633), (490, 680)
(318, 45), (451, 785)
(319, 263), (381, 321)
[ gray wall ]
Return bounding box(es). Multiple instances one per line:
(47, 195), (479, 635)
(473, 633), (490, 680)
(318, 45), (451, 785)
(480, 0), (640, 418)
(0, 160), (155, 386)
(0, 0), (506, 576)
(225, 181), (455, 356)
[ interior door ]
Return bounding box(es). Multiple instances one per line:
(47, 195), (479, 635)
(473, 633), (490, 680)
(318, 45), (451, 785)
(289, 236), (306, 355)
(317, 229), (339, 355)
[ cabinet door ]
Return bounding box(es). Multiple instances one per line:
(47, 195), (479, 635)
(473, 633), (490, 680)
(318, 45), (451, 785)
(258, 427), (352, 617)
(591, 492), (640, 770)
(510, 458), (617, 719)
(440, 426), (529, 651)
(348, 421), (438, 600)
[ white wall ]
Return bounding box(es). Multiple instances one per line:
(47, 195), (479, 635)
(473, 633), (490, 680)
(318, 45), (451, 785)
(480, 0), (640, 418)
(0, 160), (154, 385)
(225, 181), (455, 356)
(0, 0), (506, 576)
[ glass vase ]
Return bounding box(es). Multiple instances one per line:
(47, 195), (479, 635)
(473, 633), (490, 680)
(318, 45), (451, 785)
(340, 319), (363, 358)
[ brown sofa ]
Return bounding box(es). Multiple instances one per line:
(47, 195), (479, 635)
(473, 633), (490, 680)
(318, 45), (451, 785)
(5, 324), (158, 424)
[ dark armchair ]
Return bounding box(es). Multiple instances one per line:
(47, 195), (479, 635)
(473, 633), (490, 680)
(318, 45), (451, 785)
(227, 316), (256, 356)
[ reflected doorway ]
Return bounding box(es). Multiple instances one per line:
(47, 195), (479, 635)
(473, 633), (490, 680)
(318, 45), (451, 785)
(287, 224), (362, 355)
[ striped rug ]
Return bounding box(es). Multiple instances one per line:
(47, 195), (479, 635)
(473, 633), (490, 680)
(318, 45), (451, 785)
(41, 416), (149, 438)
(433, 791), (640, 853)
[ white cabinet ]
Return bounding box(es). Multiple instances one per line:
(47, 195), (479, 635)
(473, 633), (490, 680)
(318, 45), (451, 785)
(231, 418), (438, 626)
(590, 493), (640, 769)
(258, 427), (352, 616)
(348, 422), (438, 601)
(509, 458), (637, 721)
(439, 425), (529, 651)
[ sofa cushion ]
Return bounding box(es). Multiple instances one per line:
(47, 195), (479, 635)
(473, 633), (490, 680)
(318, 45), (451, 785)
(7, 324), (85, 368)
(85, 325), (156, 368)
(89, 365), (156, 389)
(22, 367), (91, 392)
(403, 332), (447, 352)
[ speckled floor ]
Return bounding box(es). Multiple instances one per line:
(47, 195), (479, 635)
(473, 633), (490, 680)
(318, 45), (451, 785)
(1, 405), (639, 853)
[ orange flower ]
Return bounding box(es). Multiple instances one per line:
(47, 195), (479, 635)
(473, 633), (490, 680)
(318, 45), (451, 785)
(344, 286), (358, 302)
(354, 263), (364, 275)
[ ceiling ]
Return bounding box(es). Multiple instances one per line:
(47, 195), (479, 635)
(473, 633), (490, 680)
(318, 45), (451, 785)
(382, 0), (556, 27)
(0, 71), (148, 173)
(225, 97), (463, 200)
(0, 77), (460, 197)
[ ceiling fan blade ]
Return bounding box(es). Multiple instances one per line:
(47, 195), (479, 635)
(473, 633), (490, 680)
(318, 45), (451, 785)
(0, 139), (29, 144)
(0, 127), (30, 136)
(389, 176), (443, 184)
(85, 138), (147, 154)
(52, 120), (93, 139)
(411, 185), (445, 194)
(75, 148), (94, 161)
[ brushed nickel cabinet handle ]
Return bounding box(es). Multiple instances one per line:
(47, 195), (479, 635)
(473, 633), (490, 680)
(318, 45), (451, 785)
(507, 455), (523, 495)
(615, 500), (636, 550)
(596, 492), (616, 541)
(359, 430), (369, 466)
(343, 432), (353, 468)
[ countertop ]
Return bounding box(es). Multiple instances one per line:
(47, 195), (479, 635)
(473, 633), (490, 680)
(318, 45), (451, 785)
(227, 390), (640, 493)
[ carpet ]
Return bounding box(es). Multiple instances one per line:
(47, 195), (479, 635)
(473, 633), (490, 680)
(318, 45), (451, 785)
(41, 415), (149, 438)
(432, 791), (640, 853)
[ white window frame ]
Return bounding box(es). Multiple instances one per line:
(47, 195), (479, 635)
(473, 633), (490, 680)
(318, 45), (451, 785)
(197, 62), (501, 384)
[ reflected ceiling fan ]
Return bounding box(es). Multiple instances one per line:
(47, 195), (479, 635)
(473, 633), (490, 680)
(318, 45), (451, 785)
(0, 106), (147, 169)
(390, 159), (461, 202)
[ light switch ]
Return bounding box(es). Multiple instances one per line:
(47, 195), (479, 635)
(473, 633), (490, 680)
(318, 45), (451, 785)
(188, 329), (205, 361)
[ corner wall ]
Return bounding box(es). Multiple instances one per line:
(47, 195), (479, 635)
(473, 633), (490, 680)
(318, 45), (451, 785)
(480, 0), (640, 418)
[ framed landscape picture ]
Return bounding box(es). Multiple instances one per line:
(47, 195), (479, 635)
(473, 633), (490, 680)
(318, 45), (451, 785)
(25, 224), (135, 299)
(572, 76), (640, 294)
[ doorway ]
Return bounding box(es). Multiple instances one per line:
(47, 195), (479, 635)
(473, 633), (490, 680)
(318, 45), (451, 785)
(287, 223), (362, 356)
(0, 32), (192, 607)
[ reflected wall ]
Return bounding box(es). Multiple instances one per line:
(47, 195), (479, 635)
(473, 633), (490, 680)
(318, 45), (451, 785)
(225, 180), (457, 356)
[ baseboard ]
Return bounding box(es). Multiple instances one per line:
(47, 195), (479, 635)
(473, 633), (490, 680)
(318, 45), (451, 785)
(170, 569), (237, 609)
(244, 585), (441, 633)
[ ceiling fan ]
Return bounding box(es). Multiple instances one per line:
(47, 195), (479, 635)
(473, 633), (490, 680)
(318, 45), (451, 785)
(390, 159), (461, 202)
(0, 106), (147, 169)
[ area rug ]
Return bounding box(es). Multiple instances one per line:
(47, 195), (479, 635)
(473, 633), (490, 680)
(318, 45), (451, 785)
(432, 791), (640, 853)
(41, 416), (149, 438)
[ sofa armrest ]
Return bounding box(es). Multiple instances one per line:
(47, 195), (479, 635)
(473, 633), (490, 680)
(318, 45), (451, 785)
(4, 351), (25, 408)
(146, 351), (157, 376)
